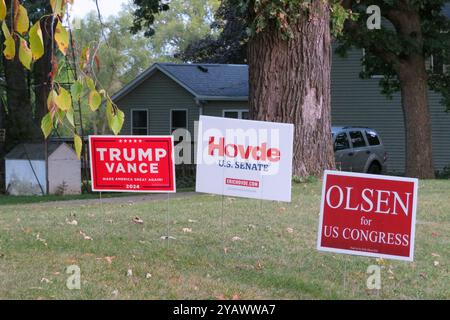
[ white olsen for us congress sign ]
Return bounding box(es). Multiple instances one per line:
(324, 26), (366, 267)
(196, 116), (294, 202)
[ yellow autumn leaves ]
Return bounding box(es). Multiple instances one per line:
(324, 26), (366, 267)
(1, 0), (125, 159)
(0, 1), (63, 71)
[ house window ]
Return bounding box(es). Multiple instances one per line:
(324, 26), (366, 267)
(223, 110), (249, 120)
(171, 109), (188, 133)
(131, 110), (148, 135)
(362, 49), (384, 79)
(429, 53), (449, 75)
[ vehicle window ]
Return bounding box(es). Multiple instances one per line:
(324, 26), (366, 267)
(349, 131), (367, 148)
(334, 132), (350, 151)
(365, 130), (381, 146)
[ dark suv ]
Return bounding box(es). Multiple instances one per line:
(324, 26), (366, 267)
(332, 127), (388, 174)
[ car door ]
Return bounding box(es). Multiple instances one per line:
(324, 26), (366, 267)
(348, 130), (370, 172)
(334, 131), (353, 171)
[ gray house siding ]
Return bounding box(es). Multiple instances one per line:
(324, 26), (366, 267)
(115, 59), (450, 174)
(115, 71), (200, 136)
(331, 49), (450, 173)
(203, 101), (249, 117)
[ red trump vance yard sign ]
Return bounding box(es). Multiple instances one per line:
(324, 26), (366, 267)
(89, 136), (176, 193)
(317, 171), (418, 261)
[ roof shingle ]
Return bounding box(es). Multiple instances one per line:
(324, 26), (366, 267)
(157, 63), (248, 98)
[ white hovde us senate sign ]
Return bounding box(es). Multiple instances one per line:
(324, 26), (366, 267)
(195, 116), (294, 202)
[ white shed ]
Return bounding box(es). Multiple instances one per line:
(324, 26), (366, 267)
(5, 143), (81, 196)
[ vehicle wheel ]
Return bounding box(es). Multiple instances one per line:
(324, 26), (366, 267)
(367, 162), (381, 174)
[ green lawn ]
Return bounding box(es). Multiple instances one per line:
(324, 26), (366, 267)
(0, 180), (448, 300)
(0, 188), (194, 206)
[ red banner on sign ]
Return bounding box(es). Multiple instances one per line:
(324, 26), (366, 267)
(89, 136), (176, 193)
(317, 171), (418, 261)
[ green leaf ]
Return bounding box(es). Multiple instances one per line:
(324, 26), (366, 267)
(66, 107), (75, 127)
(47, 90), (58, 112)
(85, 76), (95, 91)
(2, 22), (15, 60)
(55, 87), (72, 111)
(15, 4), (29, 35)
(19, 39), (32, 70)
(50, 0), (65, 16)
(0, 0), (6, 21)
(29, 21), (44, 60)
(110, 109), (125, 135)
(71, 80), (83, 101)
(106, 100), (113, 123)
(106, 100), (124, 135)
(74, 134), (82, 159)
(55, 20), (69, 55)
(55, 109), (65, 123)
(88, 90), (102, 111)
(41, 113), (53, 139)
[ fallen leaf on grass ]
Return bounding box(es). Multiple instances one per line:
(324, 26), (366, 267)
(431, 253), (440, 258)
(105, 256), (115, 264)
(433, 261), (440, 267)
(247, 224), (256, 231)
(36, 233), (48, 246)
(188, 219), (198, 223)
(127, 269), (133, 277)
(376, 258), (386, 266)
(278, 207), (286, 213)
(255, 261), (264, 270)
(419, 273), (427, 279)
(232, 294), (241, 300)
(132, 217), (144, 225)
(182, 228), (192, 233)
(66, 219), (78, 226)
(22, 227), (32, 234)
(232, 236), (242, 242)
(64, 258), (77, 264)
(160, 236), (176, 240)
(40, 278), (51, 284)
(112, 290), (119, 297)
(79, 230), (93, 241)
(286, 227), (294, 234)
(224, 247), (230, 254)
(145, 273), (152, 279)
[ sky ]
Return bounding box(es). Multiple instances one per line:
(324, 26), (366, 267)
(70, 0), (130, 18)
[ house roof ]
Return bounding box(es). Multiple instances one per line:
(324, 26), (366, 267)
(112, 63), (249, 103)
(444, 3), (450, 18)
(5, 143), (64, 160)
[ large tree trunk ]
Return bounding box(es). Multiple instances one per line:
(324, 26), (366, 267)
(247, 2), (335, 177)
(398, 56), (435, 179)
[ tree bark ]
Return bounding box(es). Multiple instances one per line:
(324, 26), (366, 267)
(3, 43), (41, 150)
(247, 2), (335, 177)
(398, 56), (435, 179)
